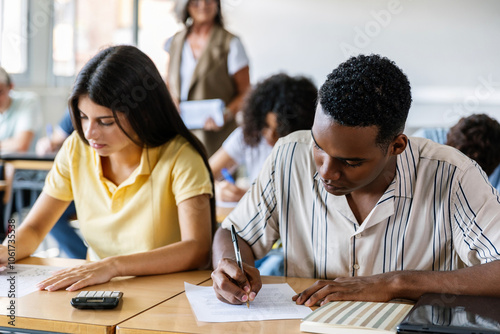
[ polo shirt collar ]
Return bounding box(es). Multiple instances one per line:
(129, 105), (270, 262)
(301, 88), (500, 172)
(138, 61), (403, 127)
(92, 144), (162, 195)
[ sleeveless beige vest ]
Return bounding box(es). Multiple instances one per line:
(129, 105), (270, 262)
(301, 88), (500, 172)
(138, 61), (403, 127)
(167, 25), (236, 105)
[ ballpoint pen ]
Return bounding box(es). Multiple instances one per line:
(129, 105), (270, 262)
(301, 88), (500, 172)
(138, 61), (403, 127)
(46, 124), (53, 138)
(221, 168), (236, 184)
(230, 224), (250, 308)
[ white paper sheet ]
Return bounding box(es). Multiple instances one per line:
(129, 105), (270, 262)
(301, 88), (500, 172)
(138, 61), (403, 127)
(0, 264), (65, 298)
(185, 282), (312, 322)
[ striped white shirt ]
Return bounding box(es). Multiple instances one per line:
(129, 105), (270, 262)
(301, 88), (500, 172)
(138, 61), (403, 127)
(222, 130), (500, 278)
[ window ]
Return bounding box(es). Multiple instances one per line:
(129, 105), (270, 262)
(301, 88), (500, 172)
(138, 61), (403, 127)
(137, 0), (182, 77)
(2, 0), (181, 86)
(52, 0), (135, 79)
(0, 0), (29, 74)
(52, 0), (75, 77)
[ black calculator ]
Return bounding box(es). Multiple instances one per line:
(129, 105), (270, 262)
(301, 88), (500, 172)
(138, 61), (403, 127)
(71, 291), (123, 309)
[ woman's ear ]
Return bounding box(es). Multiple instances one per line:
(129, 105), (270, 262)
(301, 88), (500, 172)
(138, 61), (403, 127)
(390, 134), (408, 156)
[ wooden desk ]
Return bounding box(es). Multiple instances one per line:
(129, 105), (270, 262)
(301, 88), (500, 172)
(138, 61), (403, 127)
(215, 205), (235, 223)
(116, 276), (318, 334)
(0, 257), (212, 334)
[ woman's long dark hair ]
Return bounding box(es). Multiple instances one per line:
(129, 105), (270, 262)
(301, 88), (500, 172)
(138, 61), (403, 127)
(68, 45), (216, 238)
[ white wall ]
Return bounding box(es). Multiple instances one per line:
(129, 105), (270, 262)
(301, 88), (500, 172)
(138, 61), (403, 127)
(223, 0), (500, 132)
(24, 0), (500, 133)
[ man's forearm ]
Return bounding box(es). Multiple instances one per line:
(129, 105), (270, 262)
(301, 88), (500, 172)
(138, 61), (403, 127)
(393, 260), (500, 299)
(212, 227), (255, 268)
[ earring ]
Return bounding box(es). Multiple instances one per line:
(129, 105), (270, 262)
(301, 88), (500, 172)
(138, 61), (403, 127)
(186, 17), (193, 26)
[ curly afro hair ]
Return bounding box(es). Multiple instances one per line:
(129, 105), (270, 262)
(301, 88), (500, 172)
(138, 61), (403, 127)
(446, 114), (500, 175)
(318, 54), (412, 150)
(242, 73), (317, 147)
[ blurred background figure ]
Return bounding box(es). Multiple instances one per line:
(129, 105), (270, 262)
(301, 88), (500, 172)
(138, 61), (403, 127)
(210, 73), (318, 203)
(0, 66), (42, 153)
(164, 0), (250, 157)
(36, 109), (73, 156)
(210, 73), (317, 276)
(0, 66), (43, 222)
(35, 109), (87, 259)
(413, 113), (500, 190)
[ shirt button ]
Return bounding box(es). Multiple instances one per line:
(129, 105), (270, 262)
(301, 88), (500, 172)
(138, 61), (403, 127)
(353, 264), (360, 270)
(355, 234), (361, 239)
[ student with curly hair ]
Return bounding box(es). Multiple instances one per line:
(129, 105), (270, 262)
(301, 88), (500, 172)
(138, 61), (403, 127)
(414, 114), (500, 190)
(211, 54), (500, 306)
(209, 73), (317, 203)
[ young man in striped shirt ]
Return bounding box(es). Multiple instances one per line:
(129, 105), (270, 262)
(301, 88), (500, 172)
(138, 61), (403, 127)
(211, 54), (500, 306)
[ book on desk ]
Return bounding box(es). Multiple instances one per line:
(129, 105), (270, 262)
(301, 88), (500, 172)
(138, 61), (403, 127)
(300, 300), (413, 334)
(300, 294), (500, 334)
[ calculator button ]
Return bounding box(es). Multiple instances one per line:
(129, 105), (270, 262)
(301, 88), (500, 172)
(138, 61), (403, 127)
(86, 291), (96, 297)
(94, 291), (104, 297)
(77, 291), (88, 297)
(111, 292), (120, 297)
(103, 291), (112, 297)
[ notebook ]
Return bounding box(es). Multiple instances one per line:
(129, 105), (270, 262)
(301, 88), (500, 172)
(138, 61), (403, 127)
(397, 293), (500, 334)
(300, 300), (413, 333)
(179, 99), (225, 129)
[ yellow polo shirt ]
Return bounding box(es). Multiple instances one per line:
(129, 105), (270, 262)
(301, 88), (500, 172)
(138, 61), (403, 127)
(44, 132), (213, 260)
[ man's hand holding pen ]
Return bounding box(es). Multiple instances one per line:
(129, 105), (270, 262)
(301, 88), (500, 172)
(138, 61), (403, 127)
(211, 257), (262, 305)
(211, 225), (262, 306)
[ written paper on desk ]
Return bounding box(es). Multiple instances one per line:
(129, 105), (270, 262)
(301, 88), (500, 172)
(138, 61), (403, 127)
(185, 282), (312, 322)
(0, 264), (65, 297)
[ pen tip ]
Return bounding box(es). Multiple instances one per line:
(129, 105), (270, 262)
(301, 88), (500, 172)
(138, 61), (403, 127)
(247, 301), (250, 308)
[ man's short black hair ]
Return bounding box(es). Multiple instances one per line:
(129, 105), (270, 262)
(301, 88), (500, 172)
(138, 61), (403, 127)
(318, 54), (412, 150)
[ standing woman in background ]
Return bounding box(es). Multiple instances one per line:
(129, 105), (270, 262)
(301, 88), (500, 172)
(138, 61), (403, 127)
(0, 45), (215, 291)
(164, 0), (251, 157)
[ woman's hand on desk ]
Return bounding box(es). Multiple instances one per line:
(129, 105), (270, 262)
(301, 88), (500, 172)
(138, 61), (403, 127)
(35, 257), (120, 291)
(211, 258), (262, 305)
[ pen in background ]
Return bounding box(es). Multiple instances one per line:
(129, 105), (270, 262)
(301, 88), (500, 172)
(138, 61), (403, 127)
(46, 124), (53, 138)
(230, 224), (250, 308)
(221, 168), (235, 184)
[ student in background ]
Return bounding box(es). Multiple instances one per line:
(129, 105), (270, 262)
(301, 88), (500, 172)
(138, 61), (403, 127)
(0, 45), (215, 291)
(164, 0), (250, 156)
(413, 114), (500, 191)
(211, 54), (500, 306)
(209, 73), (318, 203)
(0, 66), (43, 217)
(36, 110), (87, 259)
(0, 66), (42, 153)
(210, 73), (317, 276)
(36, 110), (74, 155)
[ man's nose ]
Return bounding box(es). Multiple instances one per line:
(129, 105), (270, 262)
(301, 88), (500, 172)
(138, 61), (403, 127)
(319, 156), (341, 181)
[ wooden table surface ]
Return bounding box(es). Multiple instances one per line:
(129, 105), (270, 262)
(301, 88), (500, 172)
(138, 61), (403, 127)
(116, 275), (319, 334)
(0, 257), (211, 334)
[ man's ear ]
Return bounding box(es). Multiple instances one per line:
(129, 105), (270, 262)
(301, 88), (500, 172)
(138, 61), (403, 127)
(390, 134), (408, 156)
